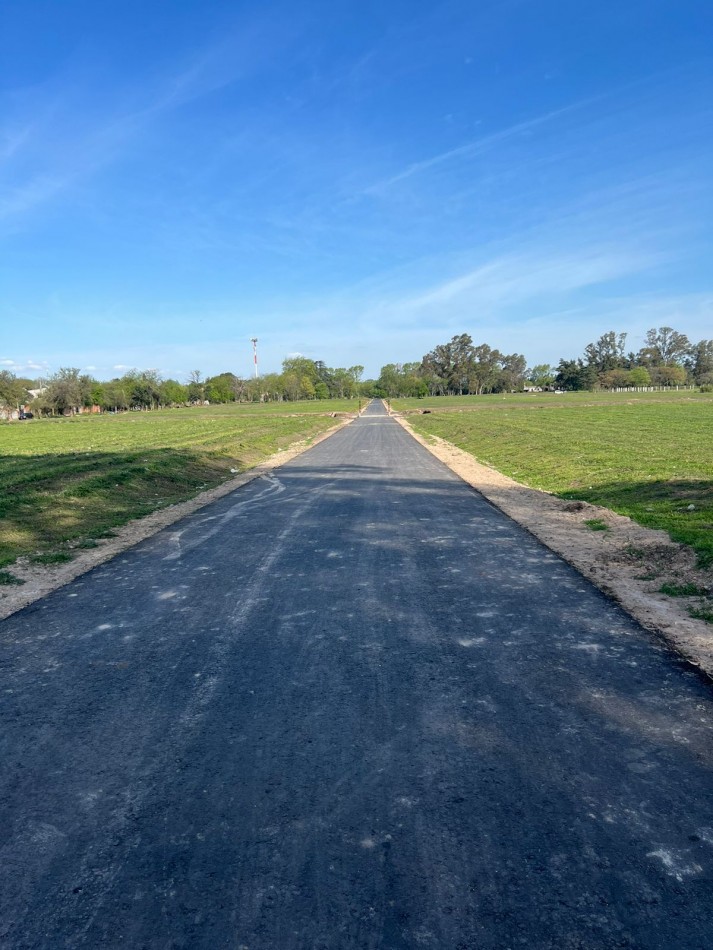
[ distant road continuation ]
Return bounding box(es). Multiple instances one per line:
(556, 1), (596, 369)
(1, 400), (712, 948)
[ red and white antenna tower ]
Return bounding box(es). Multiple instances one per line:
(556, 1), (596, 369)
(251, 337), (258, 378)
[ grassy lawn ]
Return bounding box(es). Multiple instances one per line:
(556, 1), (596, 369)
(393, 392), (713, 568)
(0, 401), (355, 571)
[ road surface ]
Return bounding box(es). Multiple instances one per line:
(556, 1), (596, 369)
(1, 400), (712, 948)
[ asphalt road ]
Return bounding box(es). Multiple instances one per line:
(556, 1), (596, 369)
(1, 400), (712, 949)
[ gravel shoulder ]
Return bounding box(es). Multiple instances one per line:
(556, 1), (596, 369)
(394, 411), (713, 680)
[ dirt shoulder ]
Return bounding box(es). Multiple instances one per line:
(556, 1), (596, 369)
(394, 413), (713, 680)
(0, 416), (355, 623)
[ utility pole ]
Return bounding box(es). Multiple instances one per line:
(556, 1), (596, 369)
(251, 338), (258, 379)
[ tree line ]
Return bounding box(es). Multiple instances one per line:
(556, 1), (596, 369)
(549, 327), (713, 391)
(1, 325), (711, 416)
(371, 334), (527, 397)
(369, 326), (713, 397)
(0, 357), (366, 415)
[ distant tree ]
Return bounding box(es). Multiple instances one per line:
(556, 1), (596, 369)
(527, 364), (555, 389)
(637, 326), (691, 366)
(160, 379), (188, 405)
(598, 368), (630, 389)
(344, 365), (364, 398)
(45, 367), (84, 414)
(300, 375), (316, 399)
(281, 372), (301, 401)
(88, 380), (105, 407)
(649, 364), (688, 387)
(187, 370), (205, 404)
(421, 334), (473, 394)
(100, 379), (130, 411)
(314, 361), (335, 396)
(229, 375), (251, 402)
(205, 373), (237, 404)
(282, 356), (318, 383)
(687, 339), (713, 384)
(419, 335), (528, 395)
(627, 367), (651, 387)
(259, 373), (284, 402)
(376, 364), (404, 397)
(465, 344), (497, 394)
(0, 371), (27, 408)
(123, 369), (162, 409)
(359, 379), (380, 398)
(583, 331), (628, 372)
(496, 353), (527, 392)
(554, 359), (597, 391)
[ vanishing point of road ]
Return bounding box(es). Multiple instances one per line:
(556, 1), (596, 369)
(1, 400), (712, 948)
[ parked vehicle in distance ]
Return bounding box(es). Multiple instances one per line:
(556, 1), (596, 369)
(19, 411), (34, 420)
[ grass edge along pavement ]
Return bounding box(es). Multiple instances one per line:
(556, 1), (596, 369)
(392, 392), (713, 631)
(391, 410), (713, 679)
(0, 410), (358, 620)
(393, 392), (713, 568)
(0, 402), (357, 587)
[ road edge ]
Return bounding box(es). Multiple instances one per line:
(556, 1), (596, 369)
(0, 415), (356, 623)
(393, 412), (713, 681)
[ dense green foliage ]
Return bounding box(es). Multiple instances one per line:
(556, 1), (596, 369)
(366, 326), (713, 398)
(395, 391), (713, 567)
(370, 335), (527, 397)
(0, 359), (365, 417)
(0, 401), (353, 569)
(551, 328), (712, 391)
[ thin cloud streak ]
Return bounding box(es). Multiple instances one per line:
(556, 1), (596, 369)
(363, 97), (600, 196)
(0, 17), (288, 226)
(395, 246), (667, 315)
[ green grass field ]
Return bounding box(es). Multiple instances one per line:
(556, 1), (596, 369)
(393, 392), (713, 568)
(0, 401), (356, 572)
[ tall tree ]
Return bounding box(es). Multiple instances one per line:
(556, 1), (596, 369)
(583, 331), (628, 372)
(421, 334), (475, 394)
(637, 326), (691, 366)
(123, 369), (163, 409)
(687, 339), (713, 384)
(46, 368), (84, 414)
(187, 370), (205, 404)
(554, 359), (597, 391)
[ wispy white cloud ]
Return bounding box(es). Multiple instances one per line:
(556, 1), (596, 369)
(363, 97), (598, 196)
(392, 245), (666, 316)
(0, 16), (288, 227)
(0, 358), (50, 374)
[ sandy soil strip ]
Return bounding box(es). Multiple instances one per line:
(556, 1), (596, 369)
(0, 415), (356, 623)
(394, 412), (713, 680)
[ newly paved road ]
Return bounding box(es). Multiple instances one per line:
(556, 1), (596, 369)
(1, 401), (712, 949)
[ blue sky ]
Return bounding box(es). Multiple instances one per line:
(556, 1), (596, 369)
(1, 0), (711, 381)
